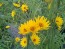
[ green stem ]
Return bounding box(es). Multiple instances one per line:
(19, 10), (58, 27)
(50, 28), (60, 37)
(27, 34), (30, 49)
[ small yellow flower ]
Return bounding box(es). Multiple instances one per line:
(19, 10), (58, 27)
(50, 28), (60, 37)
(5, 26), (10, 29)
(15, 37), (20, 42)
(27, 19), (39, 33)
(13, 3), (20, 7)
(20, 37), (27, 48)
(30, 34), (40, 45)
(35, 16), (50, 30)
(0, 3), (3, 7)
(21, 4), (28, 12)
(11, 10), (16, 19)
(55, 16), (63, 26)
(18, 23), (29, 35)
(55, 16), (63, 30)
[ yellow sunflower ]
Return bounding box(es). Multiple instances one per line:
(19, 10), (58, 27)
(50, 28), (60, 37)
(27, 19), (39, 33)
(15, 37), (20, 42)
(30, 34), (40, 45)
(18, 23), (29, 35)
(21, 4), (28, 12)
(20, 37), (27, 48)
(55, 16), (63, 26)
(35, 16), (50, 30)
(55, 16), (63, 30)
(13, 3), (20, 7)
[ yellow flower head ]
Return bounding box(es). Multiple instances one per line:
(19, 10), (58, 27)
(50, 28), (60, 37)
(30, 34), (40, 45)
(55, 16), (63, 30)
(21, 4), (28, 12)
(35, 16), (50, 30)
(11, 10), (16, 18)
(0, 3), (3, 7)
(55, 16), (63, 26)
(5, 26), (10, 29)
(20, 37), (27, 48)
(18, 23), (29, 35)
(27, 19), (39, 33)
(15, 37), (20, 42)
(13, 3), (20, 7)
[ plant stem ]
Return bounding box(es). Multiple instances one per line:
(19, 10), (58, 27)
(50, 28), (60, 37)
(27, 34), (29, 49)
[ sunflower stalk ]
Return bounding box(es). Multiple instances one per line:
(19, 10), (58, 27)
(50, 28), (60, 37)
(27, 34), (30, 49)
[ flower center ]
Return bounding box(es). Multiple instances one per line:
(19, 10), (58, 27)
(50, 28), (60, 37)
(39, 23), (43, 27)
(30, 26), (35, 31)
(56, 20), (59, 22)
(24, 7), (26, 9)
(24, 29), (27, 32)
(24, 41), (26, 43)
(33, 39), (36, 42)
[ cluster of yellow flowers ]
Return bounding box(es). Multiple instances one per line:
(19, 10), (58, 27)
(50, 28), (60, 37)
(13, 2), (28, 12)
(3, 2), (63, 47)
(16, 16), (50, 48)
(11, 3), (28, 20)
(15, 33), (41, 48)
(2, 2), (63, 48)
(18, 16), (50, 35)
(0, 1), (64, 48)
(14, 15), (63, 48)
(15, 34), (40, 48)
